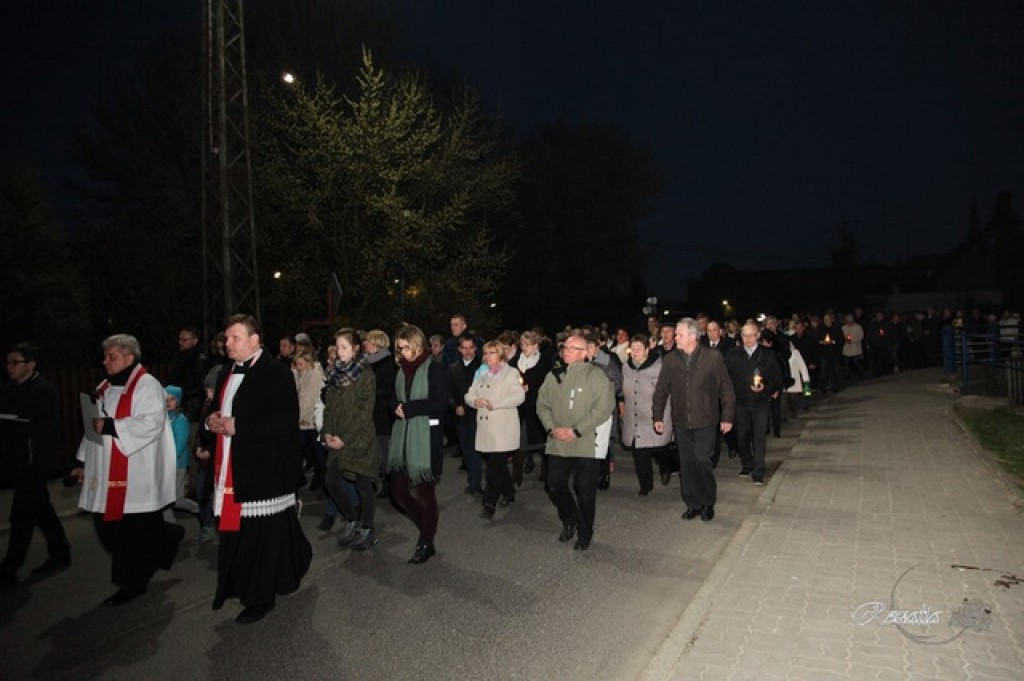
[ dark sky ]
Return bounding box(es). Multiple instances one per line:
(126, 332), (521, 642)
(3, 1), (1023, 298)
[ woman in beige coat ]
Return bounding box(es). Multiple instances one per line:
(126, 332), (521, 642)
(465, 340), (525, 520)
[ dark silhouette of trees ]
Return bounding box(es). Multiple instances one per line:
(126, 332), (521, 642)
(0, 170), (91, 363)
(500, 121), (663, 330)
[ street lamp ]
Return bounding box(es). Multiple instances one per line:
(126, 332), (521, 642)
(281, 72), (296, 85)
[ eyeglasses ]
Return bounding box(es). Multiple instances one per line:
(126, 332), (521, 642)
(564, 346), (587, 353)
(483, 350), (500, 355)
(6, 359), (28, 366)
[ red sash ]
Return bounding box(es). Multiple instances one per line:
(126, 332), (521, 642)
(213, 374), (242, 532)
(97, 365), (147, 522)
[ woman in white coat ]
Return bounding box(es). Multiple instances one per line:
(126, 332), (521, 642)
(786, 345), (812, 419)
(465, 340), (525, 520)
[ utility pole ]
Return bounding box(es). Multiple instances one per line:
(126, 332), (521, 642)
(201, 0), (260, 341)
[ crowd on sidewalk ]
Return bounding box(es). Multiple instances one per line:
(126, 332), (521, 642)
(2, 304), (1020, 626)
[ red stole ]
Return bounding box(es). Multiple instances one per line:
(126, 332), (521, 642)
(213, 373), (242, 532)
(96, 364), (147, 522)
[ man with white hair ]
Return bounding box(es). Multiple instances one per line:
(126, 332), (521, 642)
(725, 322), (784, 486)
(653, 319), (734, 522)
(72, 334), (180, 606)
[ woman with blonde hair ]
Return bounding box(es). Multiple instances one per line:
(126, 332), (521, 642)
(292, 348), (325, 492)
(466, 339), (525, 520)
(389, 325), (449, 564)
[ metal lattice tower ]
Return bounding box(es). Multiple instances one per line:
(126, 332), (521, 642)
(201, 0), (260, 340)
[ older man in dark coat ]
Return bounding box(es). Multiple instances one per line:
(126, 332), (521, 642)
(653, 319), (735, 522)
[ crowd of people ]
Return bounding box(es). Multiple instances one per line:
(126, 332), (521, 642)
(2, 304), (1020, 624)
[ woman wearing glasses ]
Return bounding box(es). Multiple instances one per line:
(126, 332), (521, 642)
(389, 325), (450, 564)
(465, 340), (525, 520)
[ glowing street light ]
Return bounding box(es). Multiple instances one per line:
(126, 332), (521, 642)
(281, 72), (296, 85)
(273, 271), (282, 279)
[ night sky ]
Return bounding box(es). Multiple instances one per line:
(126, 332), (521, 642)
(3, 1), (1023, 298)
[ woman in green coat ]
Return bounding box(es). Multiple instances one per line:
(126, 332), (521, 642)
(321, 328), (379, 550)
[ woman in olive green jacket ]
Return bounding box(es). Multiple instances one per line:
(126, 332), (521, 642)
(321, 328), (379, 550)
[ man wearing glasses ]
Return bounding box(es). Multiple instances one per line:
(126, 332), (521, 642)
(536, 333), (615, 551)
(1, 343), (72, 589)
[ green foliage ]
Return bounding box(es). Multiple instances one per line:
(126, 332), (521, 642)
(254, 49), (517, 333)
(0, 170), (92, 363)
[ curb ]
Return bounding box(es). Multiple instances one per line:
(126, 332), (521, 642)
(641, 457), (789, 680)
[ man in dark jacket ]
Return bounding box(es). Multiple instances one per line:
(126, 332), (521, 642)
(725, 322), (784, 486)
(448, 333), (483, 495)
(0, 343), (71, 589)
(168, 327), (207, 424)
(653, 319), (735, 522)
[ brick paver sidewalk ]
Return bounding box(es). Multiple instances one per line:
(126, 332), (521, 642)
(644, 370), (1024, 680)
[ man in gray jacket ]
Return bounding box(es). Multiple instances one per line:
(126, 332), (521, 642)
(653, 318), (735, 522)
(536, 333), (615, 550)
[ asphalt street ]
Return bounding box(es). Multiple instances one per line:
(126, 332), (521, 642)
(0, 428), (802, 681)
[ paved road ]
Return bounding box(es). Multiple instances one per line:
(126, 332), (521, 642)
(644, 371), (1024, 680)
(1, 419), (805, 680)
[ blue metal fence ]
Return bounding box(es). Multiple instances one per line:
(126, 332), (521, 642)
(949, 329), (1024, 404)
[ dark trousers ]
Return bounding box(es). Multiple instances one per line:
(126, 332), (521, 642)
(546, 456), (600, 542)
(735, 402), (769, 482)
(819, 356), (842, 393)
(843, 355), (864, 378)
(325, 463), (376, 530)
(299, 429), (326, 484)
(656, 443), (680, 476)
(631, 446), (660, 492)
(677, 425), (718, 509)
(455, 421), (482, 492)
(195, 462), (214, 529)
(768, 394), (783, 436)
(482, 451), (515, 507)
(390, 476), (438, 544)
(93, 510), (174, 591)
(2, 471), (70, 571)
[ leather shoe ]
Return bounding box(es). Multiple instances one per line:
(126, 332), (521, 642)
(573, 539), (591, 551)
(681, 507), (703, 520)
(236, 601), (275, 624)
(480, 504), (495, 520)
(408, 544), (436, 564)
(558, 524), (576, 543)
(701, 505), (715, 522)
(660, 472), (672, 486)
(103, 587), (146, 606)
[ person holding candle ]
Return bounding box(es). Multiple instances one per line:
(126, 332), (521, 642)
(725, 322), (784, 486)
(818, 313), (844, 394)
(841, 313), (865, 378)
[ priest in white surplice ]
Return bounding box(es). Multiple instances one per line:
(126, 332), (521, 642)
(73, 334), (180, 606)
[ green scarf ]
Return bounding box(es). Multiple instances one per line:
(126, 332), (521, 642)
(388, 359), (434, 483)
